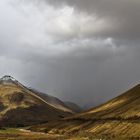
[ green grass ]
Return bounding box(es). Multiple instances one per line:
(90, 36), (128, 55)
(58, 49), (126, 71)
(0, 128), (108, 140)
(0, 128), (66, 140)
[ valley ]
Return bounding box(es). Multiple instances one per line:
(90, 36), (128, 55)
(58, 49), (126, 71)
(1, 76), (140, 139)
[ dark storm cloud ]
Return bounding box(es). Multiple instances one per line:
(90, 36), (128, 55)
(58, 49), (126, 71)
(0, 0), (140, 107)
(43, 0), (140, 39)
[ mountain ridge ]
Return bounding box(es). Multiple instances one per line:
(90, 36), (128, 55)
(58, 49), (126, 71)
(0, 75), (73, 127)
(28, 88), (75, 113)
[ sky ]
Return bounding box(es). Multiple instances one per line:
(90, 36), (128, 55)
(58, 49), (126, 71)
(0, 0), (140, 108)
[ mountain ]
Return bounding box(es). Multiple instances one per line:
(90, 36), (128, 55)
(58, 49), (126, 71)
(74, 84), (140, 120)
(0, 75), (73, 127)
(29, 84), (140, 139)
(64, 101), (83, 113)
(28, 88), (74, 113)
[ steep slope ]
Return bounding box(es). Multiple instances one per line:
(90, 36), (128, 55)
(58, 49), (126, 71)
(29, 88), (74, 113)
(75, 84), (140, 120)
(29, 88), (82, 113)
(64, 101), (83, 113)
(0, 75), (73, 127)
(30, 84), (140, 139)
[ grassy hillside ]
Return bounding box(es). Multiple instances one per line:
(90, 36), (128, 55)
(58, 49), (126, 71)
(0, 128), (66, 140)
(0, 82), (72, 127)
(29, 88), (74, 113)
(69, 84), (140, 120)
(29, 84), (140, 139)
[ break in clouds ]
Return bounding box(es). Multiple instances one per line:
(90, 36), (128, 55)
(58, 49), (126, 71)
(0, 0), (140, 107)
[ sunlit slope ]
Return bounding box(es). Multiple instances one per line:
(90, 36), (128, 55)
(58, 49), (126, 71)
(74, 84), (140, 120)
(0, 77), (72, 127)
(34, 119), (140, 139)
(29, 84), (140, 139)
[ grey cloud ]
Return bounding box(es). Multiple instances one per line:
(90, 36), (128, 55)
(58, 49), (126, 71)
(41, 0), (140, 39)
(0, 0), (140, 108)
(12, 0), (140, 39)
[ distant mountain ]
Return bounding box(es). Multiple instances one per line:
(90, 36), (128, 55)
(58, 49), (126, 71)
(30, 84), (140, 138)
(64, 101), (83, 113)
(0, 75), (73, 127)
(28, 88), (75, 113)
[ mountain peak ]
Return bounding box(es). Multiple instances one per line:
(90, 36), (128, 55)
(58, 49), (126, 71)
(0, 75), (19, 86)
(0, 75), (73, 127)
(1, 75), (17, 81)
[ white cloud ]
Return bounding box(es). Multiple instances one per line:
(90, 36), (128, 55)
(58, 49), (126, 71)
(4, 0), (115, 57)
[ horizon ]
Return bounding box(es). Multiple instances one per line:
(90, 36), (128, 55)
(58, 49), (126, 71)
(0, 74), (140, 109)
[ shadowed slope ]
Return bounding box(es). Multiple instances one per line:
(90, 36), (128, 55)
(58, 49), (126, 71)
(29, 88), (75, 113)
(64, 101), (83, 113)
(0, 76), (72, 127)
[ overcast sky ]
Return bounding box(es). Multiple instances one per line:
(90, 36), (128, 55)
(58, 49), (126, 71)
(0, 0), (140, 107)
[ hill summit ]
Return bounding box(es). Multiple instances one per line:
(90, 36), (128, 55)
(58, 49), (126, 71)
(1, 75), (15, 81)
(0, 75), (19, 85)
(0, 75), (73, 127)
